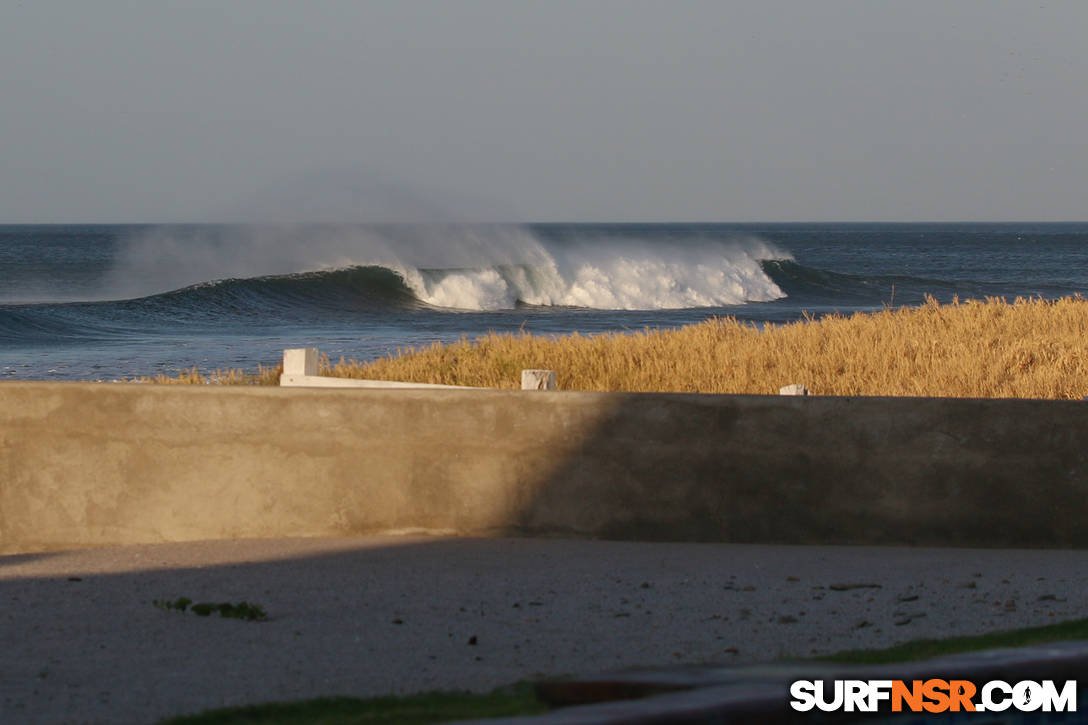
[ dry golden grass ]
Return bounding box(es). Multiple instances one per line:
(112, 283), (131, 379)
(145, 297), (1088, 399)
(139, 364), (280, 386)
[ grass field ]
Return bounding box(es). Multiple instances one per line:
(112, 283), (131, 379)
(147, 297), (1088, 399)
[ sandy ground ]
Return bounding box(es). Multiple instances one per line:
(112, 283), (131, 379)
(1, 535), (1086, 725)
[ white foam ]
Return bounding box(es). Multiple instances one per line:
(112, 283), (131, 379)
(401, 234), (790, 310)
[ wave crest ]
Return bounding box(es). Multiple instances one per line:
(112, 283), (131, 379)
(93, 224), (791, 311)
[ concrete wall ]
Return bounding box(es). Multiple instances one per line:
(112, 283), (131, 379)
(2, 382), (1087, 554)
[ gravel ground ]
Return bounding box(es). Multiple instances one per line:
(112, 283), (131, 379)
(1, 535), (1086, 725)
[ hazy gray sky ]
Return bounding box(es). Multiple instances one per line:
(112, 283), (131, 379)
(2, 1), (1086, 222)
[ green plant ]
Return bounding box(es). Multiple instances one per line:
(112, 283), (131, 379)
(819, 616), (1088, 664)
(154, 598), (267, 622)
(156, 682), (547, 725)
(154, 597), (193, 612)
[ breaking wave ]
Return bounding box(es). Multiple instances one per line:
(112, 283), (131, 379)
(90, 224), (792, 311)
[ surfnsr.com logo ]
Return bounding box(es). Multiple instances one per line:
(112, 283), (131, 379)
(790, 679), (1077, 713)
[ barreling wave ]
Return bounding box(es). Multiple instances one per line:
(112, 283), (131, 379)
(110, 242), (786, 315)
(0, 226), (796, 345)
(81, 224), (794, 312)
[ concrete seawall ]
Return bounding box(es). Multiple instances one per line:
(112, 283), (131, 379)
(1, 382), (1086, 554)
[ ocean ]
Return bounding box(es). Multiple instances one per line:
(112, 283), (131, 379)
(3, 222), (1087, 381)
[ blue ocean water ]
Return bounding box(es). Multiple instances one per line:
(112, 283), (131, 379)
(2, 222), (1087, 381)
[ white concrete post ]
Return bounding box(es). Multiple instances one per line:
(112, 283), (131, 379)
(280, 347), (487, 389)
(283, 348), (319, 377)
(521, 369), (556, 391)
(779, 384), (809, 396)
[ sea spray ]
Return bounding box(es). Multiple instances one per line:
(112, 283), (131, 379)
(101, 224), (790, 311)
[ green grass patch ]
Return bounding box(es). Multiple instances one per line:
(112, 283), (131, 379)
(156, 682), (548, 725)
(155, 619), (1088, 723)
(154, 597), (268, 622)
(820, 616), (1088, 664)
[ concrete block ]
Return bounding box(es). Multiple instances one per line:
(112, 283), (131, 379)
(522, 369), (557, 391)
(779, 384), (809, 396)
(283, 348), (319, 377)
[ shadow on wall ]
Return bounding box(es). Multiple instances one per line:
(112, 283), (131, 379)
(1, 382), (1088, 554)
(510, 392), (1088, 548)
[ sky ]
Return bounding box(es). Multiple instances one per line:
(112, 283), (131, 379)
(1, 0), (1086, 223)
